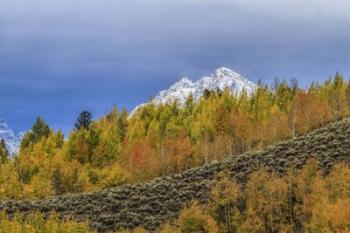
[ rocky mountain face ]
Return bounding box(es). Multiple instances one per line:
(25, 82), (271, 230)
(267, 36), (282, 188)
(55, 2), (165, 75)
(1, 118), (349, 232)
(131, 67), (257, 115)
(0, 119), (23, 155)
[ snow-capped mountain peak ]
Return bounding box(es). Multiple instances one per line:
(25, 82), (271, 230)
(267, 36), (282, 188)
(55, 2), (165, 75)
(131, 67), (257, 116)
(195, 67), (257, 97)
(213, 67), (241, 77)
(169, 77), (193, 90)
(154, 77), (195, 104)
(0, 119), (22, 155)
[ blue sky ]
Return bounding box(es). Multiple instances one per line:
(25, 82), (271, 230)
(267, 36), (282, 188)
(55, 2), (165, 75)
(1, 0), (350, 134)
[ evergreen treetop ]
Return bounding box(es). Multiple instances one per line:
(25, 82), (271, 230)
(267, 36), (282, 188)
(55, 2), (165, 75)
(20, 117), (51, 149)
(75, 111), (93, 130)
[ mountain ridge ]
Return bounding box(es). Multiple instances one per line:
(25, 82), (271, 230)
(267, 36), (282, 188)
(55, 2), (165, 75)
(0, 119), (23, 155)
(131, 67), (257, 115)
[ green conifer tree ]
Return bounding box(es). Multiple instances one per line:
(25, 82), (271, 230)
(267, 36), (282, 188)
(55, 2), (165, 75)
(74, 111), (93, 130)
(20, 117), (51, 149)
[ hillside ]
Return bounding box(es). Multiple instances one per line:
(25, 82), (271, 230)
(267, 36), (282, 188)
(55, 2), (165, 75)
(1, 118), (350, 232)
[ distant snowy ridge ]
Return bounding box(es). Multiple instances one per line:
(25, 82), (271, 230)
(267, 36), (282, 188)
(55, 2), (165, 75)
(131, 67), (257, 115)
(0, 119), (23, 155)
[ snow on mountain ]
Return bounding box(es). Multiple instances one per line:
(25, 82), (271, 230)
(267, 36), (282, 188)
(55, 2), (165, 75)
(131, 67), (257, 115)
(154, 77), (195, 104)
(0, 119), (23, 155)
(192, 67), (257, 100)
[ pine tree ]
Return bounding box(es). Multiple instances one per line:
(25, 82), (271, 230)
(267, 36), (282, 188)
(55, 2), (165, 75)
(74, 111), (93, 130)
(20, 117), (51, 149)
(31, 117), (50, 140)
(0, 138), (9, 163)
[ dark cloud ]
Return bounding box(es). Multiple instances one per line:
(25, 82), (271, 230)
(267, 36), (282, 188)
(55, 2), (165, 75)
(1, 0), (350, 133)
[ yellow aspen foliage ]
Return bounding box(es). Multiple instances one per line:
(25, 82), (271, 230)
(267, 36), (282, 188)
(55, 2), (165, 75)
(115, 226), (149, 233)
(0, 211), (95, 233)
(132, 227), (149, 233)
(305, 164), (350, 233)
(115, 229), (130, 233)
(25, 170), (53, 199)
(211, 172), (240, 207)
(293, 160), (324, 227)
(210, 171), (241, 232)
(307, 198), (350, 233)
(241, 169), (291, 233)
(178, 201), (219, 233)
(0, 163), (24, 199)
(236, 208), (265, 233)
(94, 163), (130, 189)
(326, 164), (350, 201)
(157, 223), (180, 233)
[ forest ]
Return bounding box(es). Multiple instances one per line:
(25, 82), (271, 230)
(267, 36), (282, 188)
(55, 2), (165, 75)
(1, 73), (350, 200)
